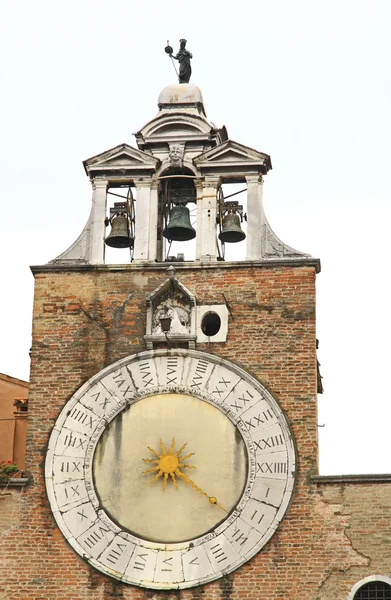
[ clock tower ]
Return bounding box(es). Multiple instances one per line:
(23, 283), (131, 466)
(29, 80), (323, 596)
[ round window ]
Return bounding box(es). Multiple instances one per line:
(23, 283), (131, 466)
(201, 312), (221, 337)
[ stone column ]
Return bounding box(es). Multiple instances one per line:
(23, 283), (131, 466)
(133, 179), (152, 262)
(196, 177), (219, 261)
(148, 181), (159, 262)
(90, 179), (108, 264)
(246, 175), (264, 261)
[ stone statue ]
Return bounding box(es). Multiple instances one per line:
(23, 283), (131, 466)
(166, 39), (192, 84)
(152, 298), (190, 335)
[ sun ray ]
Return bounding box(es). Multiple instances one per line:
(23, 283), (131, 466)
(142, 458), (159, 464)
(149, 470), (163, 485)
(179, 452), (195, 461)
(142, 465), (160, 474)
(163, 472), (169, 491)
(160, 439), (168, 455)
(168, 437), (176, 454)
(147, 446), (160, 458)
(170, 472), (178, 488)
(176, 442), (188, 455)
(180, 463), (196, 469)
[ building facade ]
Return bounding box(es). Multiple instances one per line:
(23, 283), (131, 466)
(1, 83), (390, 600)
(0, 372), (28, 470)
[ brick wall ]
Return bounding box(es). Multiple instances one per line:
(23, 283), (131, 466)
(1, 263), (389, 599)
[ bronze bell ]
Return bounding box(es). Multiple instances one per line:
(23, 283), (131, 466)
(105, 215), (134, 248)
(219, 212), (246, 243)
(163, 205), (196, 242)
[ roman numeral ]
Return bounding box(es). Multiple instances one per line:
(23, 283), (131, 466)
(231, 389), (254, 412)
(245, 409), (274, 429)
(210, 543), (227, 564)
(63, 433), (86, 450)
(91, 391), (111, 411)
(212, 377), (231, 397)
(231, 528), (248, 546)
(106, 543), (128, 565)
(70, 407), (97, 429)
(77, 509), (87, 521)
(60, 460), (81, 473)
(133, 552), (148, 571)
(191, 360), (208, 389)
(166, 357), (178, 384)
(256, 461), (287, 474)
(113, 371), (133, 397)
(254, 434), (284, 451)
(189, 556), (199, 566)
(160, 557), (173, 572)
(83, 525), (110, 549)
(139, 362), (153, 388)
(250, 509), (265, 525)
(64, 484), (80, 498)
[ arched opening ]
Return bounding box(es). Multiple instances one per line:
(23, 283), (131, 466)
(158, 166), (197, 262)
(354, 582), (391, 600)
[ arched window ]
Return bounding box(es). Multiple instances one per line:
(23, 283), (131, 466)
(348, 576), (391, 600)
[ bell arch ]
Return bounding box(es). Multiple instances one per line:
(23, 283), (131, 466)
(157, 165), (198, 262)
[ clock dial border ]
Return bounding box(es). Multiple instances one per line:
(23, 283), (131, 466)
(45, 349), (296, 590)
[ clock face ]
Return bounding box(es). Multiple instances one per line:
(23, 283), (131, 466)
(93, 392), (247, 543)
(45, 350), (296, 589)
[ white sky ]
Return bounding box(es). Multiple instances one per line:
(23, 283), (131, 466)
(1, 1), (390, 475)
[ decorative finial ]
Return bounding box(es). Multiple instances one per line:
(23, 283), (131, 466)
(167, 265), (176, 279)
(165, 39), (192, 84)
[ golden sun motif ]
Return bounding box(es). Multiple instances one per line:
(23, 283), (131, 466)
(142, 438), (226, 511)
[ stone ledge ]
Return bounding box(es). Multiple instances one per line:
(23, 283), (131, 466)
(311, 473), (391, 484)
(0, 477), (29, 488)
(31, 257), (321, 275)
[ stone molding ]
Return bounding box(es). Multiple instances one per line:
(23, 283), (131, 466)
(32, 257), (321, 275)
(311, 473), (391, 484)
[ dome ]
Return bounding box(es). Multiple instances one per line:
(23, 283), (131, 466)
(158, 84), (204, 106)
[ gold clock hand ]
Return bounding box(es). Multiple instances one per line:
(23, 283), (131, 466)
(142, 438), (225, 509)
(175, 469), (227, 512)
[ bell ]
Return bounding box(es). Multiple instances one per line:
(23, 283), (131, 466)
(163, 205), (196, 241)
(219, 212), (246, 244)
(105, 215), (134, 248)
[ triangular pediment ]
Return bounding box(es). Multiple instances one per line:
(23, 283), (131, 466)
(193, 140), (272, 172)
(83, 143), (159, 175)
(146, 268), (195, 307)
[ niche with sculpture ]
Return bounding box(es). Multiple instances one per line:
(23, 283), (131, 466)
(144, 267), (196, 349)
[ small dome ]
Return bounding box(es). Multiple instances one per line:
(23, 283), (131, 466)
(158, 84), (204, 106)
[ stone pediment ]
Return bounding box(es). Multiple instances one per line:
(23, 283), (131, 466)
(193, 140), (272, 174)
(135, 113), (216, 147)
(83, 143), (160, 178)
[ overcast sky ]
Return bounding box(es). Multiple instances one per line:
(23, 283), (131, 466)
(1, 1), (390, 475)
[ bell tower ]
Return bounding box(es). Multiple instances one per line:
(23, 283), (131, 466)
(17, 55), (336, 598)
(51, 83), (307, 267)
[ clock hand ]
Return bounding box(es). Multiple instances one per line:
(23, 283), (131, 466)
(142, 438), (226, 510)
(175, 469), (227, 512)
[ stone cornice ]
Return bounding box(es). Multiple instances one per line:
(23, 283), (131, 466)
(31, 257), (321, 275)
(311, 473), (391, 484)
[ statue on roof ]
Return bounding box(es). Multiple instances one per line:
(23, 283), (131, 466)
(165, 39), (192, 84)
